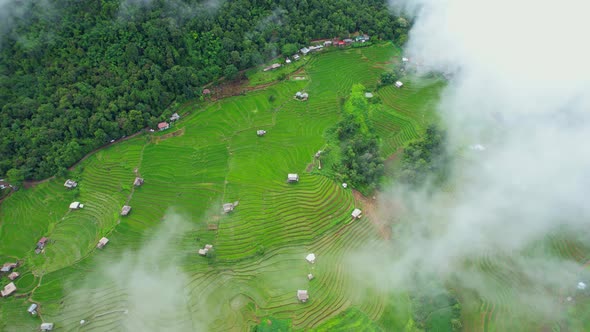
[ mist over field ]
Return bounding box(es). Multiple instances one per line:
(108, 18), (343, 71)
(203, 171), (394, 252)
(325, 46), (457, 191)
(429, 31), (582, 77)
(351, 0), (590, 320)
(63, 212), (204, 331)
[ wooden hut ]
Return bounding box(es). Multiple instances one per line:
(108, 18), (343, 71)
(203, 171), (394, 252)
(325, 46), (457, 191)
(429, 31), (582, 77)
(1, 282), (16, 297)
(351, 208), (362, 219)
(121, 205), (132, 216)
(64, 179), (77, 188)
(69, 202), (84, 209)
(97, 237), (109, 249)
(134, 177), (144, 186)
(297, 290), (309, 302)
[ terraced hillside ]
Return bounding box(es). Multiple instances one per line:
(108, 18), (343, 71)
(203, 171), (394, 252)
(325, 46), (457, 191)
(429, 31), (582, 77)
(0, 42), (442, 331)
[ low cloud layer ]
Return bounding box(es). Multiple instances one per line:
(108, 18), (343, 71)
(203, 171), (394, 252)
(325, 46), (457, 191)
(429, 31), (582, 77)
(63, 212), (203, 331)
(351, 0), (590, 322)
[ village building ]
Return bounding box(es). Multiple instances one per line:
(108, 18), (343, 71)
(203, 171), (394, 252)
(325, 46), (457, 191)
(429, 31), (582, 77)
(170, 113), (180, 122)
(202, 88), (211, 95)
(199, 244), (214, 256)
(402, 57), (409, 63)
(305, 253), (316, 264)
(294, 91), (309, 101)
(355, 34), (370, 42)
(8, 272), (19, 281)
(307, 273), (314, 281)
(287, 174), (299, 183)
(40, 323), (54, 331)
(257, 130), (266, 136)
(134, 177), (144, 187)
(578, 281), (587, 290)
(342, 183), (348, 189)
(97, 237), (109, 249)
(352, 208), (362, 219)
(293, 54), (300, 61)
(1, 282), (16, 297)
(28, 303), (38, 315)
(297, 290), (309, 302)
(395, 81), (404, 88)
(1, 263), (17, 272)
(365, 92), (373, 98)
(37, 237), (49, 249)
(223, 202), (235, 214)
(64, 179), (77, 189)
(157, 122), (170, 131)
(121, 205), (132, 216)
(285, 58), (291, 64)
(300, 47), (310, 55)
(343, 38), (353, 44)
(323, 40), (333, 46)
(69, 202), (84, 209)
(336, 40), (346, 47)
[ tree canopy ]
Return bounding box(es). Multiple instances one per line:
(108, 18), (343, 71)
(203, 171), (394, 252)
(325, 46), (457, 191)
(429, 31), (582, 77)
(0, 0), (410, 180)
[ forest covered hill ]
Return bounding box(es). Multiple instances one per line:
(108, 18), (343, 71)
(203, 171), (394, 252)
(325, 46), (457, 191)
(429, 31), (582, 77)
(0, 0), (409, 180)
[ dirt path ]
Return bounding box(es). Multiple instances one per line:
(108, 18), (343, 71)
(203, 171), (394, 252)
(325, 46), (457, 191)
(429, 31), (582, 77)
(352, 189), (391, 240)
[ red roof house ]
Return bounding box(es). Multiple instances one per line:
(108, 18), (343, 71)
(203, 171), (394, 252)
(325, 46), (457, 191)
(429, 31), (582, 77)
(157, 122), (169, 131)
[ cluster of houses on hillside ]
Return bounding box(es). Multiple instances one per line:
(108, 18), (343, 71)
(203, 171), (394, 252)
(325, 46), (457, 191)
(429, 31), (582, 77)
(275, 34), (371, 68)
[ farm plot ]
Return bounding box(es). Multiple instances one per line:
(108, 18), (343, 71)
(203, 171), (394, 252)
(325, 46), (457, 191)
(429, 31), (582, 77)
(0, 42), (447, 331)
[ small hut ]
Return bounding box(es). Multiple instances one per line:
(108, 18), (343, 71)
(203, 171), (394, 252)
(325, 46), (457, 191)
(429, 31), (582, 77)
(1, 282), (16, 297)
(342, 183), (348, 189)
(198, 249), (208, 256)
(287, 174), (299, 183)
(40, 323), (54, 331)
(170, 113), (180, 122)
(297, 290), (309, 302)
(1, 263), (17, 272)
(307, 273), (314, 281)
(8, 272), (19, 281)
(305, 253), (316, 264)
(395, 81), (404, 88)
(578, 282), (587, 290)
(158, 122), (170, 131)
(37, 237), (49, 249)
(69, 202), (84, 209)
(257, 130), (267, 136)
(134, 177), (144, 187)
(351, 208), (362, 219)
(203, 88), (211, 95)
(97, 237), (109, 249)
(402, 57), (409, 62)
(27, 303), (38, 315)
(64, 179), (77, 189)
(365, 92), (374, 98)
(294, 92), (309, 101)
(223, 203), (235, 214)
(121, 205), (132, 216)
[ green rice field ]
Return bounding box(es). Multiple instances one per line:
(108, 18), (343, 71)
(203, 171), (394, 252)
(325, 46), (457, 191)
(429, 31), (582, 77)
(4, 42), (585, 332)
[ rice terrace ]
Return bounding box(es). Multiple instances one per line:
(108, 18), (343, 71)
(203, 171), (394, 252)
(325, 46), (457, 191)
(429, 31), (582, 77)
(2, 40), (590, 332)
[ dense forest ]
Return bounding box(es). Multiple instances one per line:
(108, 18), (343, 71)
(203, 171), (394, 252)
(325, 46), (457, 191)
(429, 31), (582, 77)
(0, 0), (410, 180)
